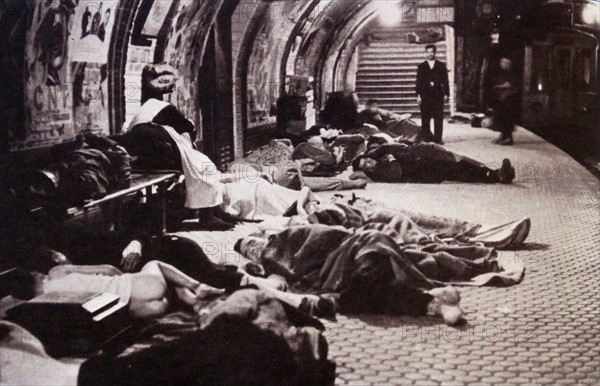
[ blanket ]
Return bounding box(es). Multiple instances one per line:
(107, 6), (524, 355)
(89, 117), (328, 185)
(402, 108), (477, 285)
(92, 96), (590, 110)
(329, 196), (530, 249)
(161, 125), (224, 209)
(79, 290), (335, 386)
(254, 221), (522, 318)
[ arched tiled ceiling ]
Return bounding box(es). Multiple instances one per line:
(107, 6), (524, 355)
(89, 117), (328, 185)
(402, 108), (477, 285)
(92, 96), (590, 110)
(287, 0), (424, 108)
(233, 0), (384, 118)
(291, 0), (372, 105)
(320, 9), (382, 96)
(233, 0), (314, 136)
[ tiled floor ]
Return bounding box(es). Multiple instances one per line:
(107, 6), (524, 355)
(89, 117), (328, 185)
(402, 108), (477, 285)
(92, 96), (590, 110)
(187, 123), (600, 385)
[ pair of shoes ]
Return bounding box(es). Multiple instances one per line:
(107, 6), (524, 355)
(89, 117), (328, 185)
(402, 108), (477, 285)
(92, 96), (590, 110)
(426, 286), (464, 326)
(298, 296), (337, 320)
(498, 158), (515, 184)
(498, 137), (514, 145)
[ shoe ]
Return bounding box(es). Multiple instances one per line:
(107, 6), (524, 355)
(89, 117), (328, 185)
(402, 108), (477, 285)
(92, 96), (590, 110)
(498, 158), (515, 184)
(298, 296), (337, 320)
(417, 132), (434, 143)
(434, 140), (445, 145)
(492, 135), (505, 144)
(426, 286), (464, 326)
(498, 136), (514, 146)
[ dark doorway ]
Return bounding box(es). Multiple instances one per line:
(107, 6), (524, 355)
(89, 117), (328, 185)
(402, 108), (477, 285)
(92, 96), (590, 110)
(198, 6), (236, 169)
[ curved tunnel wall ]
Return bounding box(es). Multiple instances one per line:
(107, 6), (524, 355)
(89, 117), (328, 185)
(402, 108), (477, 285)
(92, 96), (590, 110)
(0, 0), (409, 155)
(14, 0), (583, 161)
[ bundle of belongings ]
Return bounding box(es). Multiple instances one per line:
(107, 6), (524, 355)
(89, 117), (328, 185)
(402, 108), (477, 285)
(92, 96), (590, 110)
(0, 132), (132, 210)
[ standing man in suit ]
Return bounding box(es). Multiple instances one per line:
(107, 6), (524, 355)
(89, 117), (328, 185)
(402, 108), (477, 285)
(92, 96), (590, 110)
(416, 44), (450, 144)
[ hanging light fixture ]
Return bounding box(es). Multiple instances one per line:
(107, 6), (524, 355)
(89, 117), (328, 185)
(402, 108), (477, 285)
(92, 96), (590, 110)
(378, 1), (402, 27)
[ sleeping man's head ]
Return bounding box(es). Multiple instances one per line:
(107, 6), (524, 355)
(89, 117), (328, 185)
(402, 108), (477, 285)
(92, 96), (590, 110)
(235, 232), (272, 262)
(353, 156), (377, 173)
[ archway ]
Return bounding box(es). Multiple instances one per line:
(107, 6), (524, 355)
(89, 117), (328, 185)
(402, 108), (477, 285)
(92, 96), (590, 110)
(198, 0), (240, 167)
(107, 0), (142, 134)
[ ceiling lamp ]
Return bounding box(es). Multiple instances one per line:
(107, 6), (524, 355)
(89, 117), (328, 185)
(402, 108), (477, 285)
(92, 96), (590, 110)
(378, 1), (402, 27)
(580, 2), (600, 26)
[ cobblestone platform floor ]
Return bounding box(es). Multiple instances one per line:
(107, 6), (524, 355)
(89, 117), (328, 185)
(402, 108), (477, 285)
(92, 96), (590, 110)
(188, 123), (600, 385)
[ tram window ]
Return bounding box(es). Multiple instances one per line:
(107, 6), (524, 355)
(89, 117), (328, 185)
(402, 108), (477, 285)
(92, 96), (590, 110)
(531, 45), (550, 93)
(574, 49), (596, 92)
(555, 49), (572, 90)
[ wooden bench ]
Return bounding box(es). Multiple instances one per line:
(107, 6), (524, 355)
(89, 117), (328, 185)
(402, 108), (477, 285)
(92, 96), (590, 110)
(27, 172), (180, 235)
(79, 172), (180, 234)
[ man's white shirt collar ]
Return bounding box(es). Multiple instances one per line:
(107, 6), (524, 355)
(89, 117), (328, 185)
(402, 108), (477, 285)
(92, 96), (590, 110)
(427, 60), (435, 69)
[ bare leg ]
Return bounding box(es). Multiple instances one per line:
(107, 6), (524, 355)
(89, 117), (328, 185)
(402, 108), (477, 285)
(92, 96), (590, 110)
(258, 285), (320, 309)
(141, 260), (200, 290)
(128, 261), (207, 318)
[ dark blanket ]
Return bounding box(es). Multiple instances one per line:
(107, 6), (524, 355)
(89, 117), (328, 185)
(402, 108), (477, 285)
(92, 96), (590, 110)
(27, 133), (132, 206)
(258, 224), (501, 316)
(115, 122), (182, 171)
(79, 289), (335, 386)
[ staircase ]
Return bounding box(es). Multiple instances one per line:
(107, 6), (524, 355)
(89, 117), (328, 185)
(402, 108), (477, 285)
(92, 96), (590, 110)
(355, 28), (450, 115)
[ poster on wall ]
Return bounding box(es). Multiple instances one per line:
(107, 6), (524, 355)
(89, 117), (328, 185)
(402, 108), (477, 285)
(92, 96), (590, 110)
(21, 0), (78, 150)
(70, 0), (117, 63)
(69, 0), (118, 135)
(71, 62), (109, 134)
(247, 21), (278, 128)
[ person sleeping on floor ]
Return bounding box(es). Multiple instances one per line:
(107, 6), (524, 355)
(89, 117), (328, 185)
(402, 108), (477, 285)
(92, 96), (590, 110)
(235, 224), (470, 326)
(356, 99), (421, 141)
(116, 99), (367, 230)
(236, 197), (531, 324)
(258, 194), (531, 250)
(235, 208), (528, 326)
(352, 141), (516, 184)
(13, 237), (333, 320)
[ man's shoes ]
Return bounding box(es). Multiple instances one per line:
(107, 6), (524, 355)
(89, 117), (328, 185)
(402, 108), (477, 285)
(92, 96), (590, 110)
(434, 140), (445, 145)
(498, 158), (515, 184)
(418, 132), (435, 143)
(426, 286), (464, 326)
(298, 295), (337, 320)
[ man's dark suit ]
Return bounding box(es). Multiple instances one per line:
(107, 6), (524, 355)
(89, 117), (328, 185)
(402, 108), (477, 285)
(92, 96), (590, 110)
(416, 60), (449, 143)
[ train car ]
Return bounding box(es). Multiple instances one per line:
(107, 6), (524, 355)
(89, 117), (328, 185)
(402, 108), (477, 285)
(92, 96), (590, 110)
(521, 1), (600, 152)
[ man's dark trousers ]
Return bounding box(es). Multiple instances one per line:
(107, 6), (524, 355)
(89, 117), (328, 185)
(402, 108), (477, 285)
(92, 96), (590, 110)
(416, 59), (449, 143)
(420, 97), (444, 143)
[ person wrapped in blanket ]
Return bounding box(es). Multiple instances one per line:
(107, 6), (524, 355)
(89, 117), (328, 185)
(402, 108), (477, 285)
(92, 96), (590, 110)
(290, 128), (367, 176)
(3, 244), (336, 385)
(352, 141), (516, 184)
(116, 100), (365, 230)
(235, 199), (530, 326)
(356, 99), (421, 141)
(233, 133), (368, 192)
